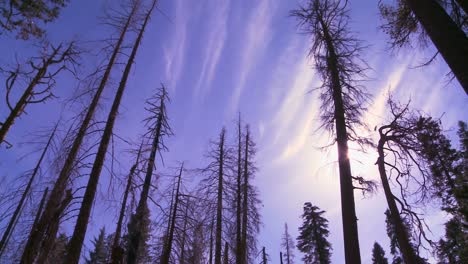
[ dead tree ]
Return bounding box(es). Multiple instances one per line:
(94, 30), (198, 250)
(64, 1), (158, 262)
(291, 1), (371, 262)
(281, 223), (294, 264)
(110, 144), (143, 264)
(161, 164), (184, 264)
(20, 2), (138, 262)
(235, 114), (243, 264)
(376, 98), (437, 263)
(127, 84), (172, 264)
(0, 125), (56, 255)
(0, 43), (78, 145)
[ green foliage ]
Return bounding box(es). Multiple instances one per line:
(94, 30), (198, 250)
(0, 0), (69, 39)
(296, 202), (332, 264)
(372, 242), (389, 264)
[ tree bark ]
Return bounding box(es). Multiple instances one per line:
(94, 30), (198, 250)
(280, 252), (284, 264)
(161, 164), (184, 264)
(405, 0), (468, 94)
(223, 242), (229, 264)
(179, 198), (189, 264)
(377, 136), (420, 264)
(110, 145), (142, 264)
(215, 129), (226, 264)
(262, 247), (267, 264)
(0, 125), (55, 255)
(455, 0), (468, 14)
(20, 6), (135, 263)
(319, 14), (362, 264)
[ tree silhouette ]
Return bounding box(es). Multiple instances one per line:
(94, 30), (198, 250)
(372, 242), (389, 264)
(86, 228), (109, 264)
(281, 223), (294, 264)
(291, 1), (371, 262)
(296, 202), (332, 264)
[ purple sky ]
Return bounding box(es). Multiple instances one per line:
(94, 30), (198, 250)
(1, 0), (467, 263)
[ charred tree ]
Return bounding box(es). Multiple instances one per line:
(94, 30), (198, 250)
(291, 1), (371, 262)
(281, 223), (294, 264)
(20, 2), (137, 262)
(235, 114), (243, 264)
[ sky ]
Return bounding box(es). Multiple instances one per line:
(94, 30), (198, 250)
(0, 0), (467, 263)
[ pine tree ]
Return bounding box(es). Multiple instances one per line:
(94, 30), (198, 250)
(296, 203), (332, 264)
(86, 228), (109, 264)
(291, 1), (371, 261)
(44, 233), (68, 263)
(372, 242), (389, 264)
(281, 223), (294, 264)
(437, 217), (468, 264)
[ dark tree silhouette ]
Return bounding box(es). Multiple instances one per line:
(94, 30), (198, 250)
(372, 242), (389, 264)
(64, 1), (158, 262)
(291, 1), (371, 262)
(379, 0), (468, 94)
(127, 84), (172, 264)
(85, 228), (109, 264)
(0, 125), (56, 255)
(281, 223), (294, 264)
(296, 202), (332, 264)
(0, 0), (69, 39)
(437, 217), (468, 263)
(20, 2), (137, 261)
(0, 43), (78, 145)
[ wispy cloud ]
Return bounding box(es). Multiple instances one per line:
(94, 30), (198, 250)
(192, 0), (230, 102)
(228, 0), (277, 114)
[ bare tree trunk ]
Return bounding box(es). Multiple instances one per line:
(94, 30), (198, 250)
(319, 15), (361, 264)
(20, 6), (135, 263)
(240, 127), (249, 264)
(262, 247), (267, 264)
(161, 164), (184, 264)
(65, 2), (156, 262)
(110, 145), (142, 264)
(280, 252), (284, 264)
(179, 198), (189, 264)
(235, 115), (242, 264)
(223, 242), (229, 264)
(0, 49), (60, 144)
(0, 125), (55, 255)
(209, 218), (214, 264)
(405, 0), (468, 94)
(215, 129), (226, 264)
(377, 137), (420, 264)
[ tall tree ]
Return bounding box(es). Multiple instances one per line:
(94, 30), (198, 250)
(372, 242), (389, 264)
(0, 125), (56, 255)
(0, 0), (69, 39)
(437, 217), (468, 264)
(0, 43), (78, 145)
(20, 2), (138, 262)
(64, 1), (158, 262)
(235, 114), (243, 264)
(44, 233), (68, 263)
(379, 0), (468, 94)
(291, 1), (370, 262)
(281, 223), (294, 264)
(296, 202), (332, 264)
(127, 85), (172, 264)
(110, 144), (143, 264)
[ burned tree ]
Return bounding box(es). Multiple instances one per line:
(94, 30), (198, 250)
(0, 124), (56, 255)
(0, 42), (78, 145)
(291, 1), (371, 262)
(65, 1), (158, 262)
(379, 0), (468, 94)
(20, 1), (138, 262)
(127, 85), (172, 264)
(281, 223), (294, 264)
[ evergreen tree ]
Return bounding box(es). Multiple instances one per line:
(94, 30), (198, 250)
(371, 242), (389, 264)
(44, 233), (68, 264)
(86, 228), (109, 264)
(296, 202), (332, 264)
(281, 223), (294, 264)
(437, 217), (468, 264)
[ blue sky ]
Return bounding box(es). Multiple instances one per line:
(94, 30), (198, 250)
(0, 0), (467, 263)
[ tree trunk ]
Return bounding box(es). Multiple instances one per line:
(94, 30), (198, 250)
(235, 115), (243, 264)
(0, 125), (55, 255)
(377, 137), (420, 264)
(319, 15), (361, 264)
(161, 164), (184, 264)
(64, 2), (155, 262)
(20, 6), (135, 263)
(209, 218), (214, 264)
(280, 252), (284, 264)
(262, 247), (267, 264)
(455, 0), (468, 14)
(223, 242), (229, 264)
(215, 129), (226, 264)
(110, 145), (142, 264)
(179, 198), (189, 264)
(240, 127), (249, 264)
(405, 0), (468, 94)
